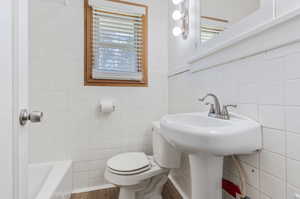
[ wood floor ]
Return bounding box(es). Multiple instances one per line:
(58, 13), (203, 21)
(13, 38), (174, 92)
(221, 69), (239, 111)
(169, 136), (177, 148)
(162, 180), (183, 199)
(71, 187), (119, 199)
(71, 179), (183, 199)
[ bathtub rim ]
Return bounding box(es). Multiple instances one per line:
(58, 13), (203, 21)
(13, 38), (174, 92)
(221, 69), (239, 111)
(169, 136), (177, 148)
(32, 160), (72, 199)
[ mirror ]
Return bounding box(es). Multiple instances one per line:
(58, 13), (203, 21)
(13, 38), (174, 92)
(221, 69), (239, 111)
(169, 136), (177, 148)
(200, 0), (260, 43)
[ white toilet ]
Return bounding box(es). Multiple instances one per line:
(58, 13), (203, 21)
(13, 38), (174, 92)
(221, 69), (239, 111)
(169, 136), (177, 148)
(104, 122), (181, 199)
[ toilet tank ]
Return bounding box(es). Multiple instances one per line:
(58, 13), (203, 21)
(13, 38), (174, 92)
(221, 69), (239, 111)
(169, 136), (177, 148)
(152, 122), (181, 168)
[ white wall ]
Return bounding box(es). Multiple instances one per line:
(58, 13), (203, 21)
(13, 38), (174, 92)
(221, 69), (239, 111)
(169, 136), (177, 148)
(29, 0), (168, 190)
(277, 0), (300, 17)
(168, 1), (300, 199)
(201, 0), (260, 24)
(0, 0), (13, 198)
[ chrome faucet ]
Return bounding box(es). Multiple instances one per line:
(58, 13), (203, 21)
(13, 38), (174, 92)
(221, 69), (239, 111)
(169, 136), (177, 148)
(199, 93), (222, 116)
(199, 93), (237, 120)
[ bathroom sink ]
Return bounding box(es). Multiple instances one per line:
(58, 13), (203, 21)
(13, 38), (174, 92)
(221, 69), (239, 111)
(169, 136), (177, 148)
(160, 112), (262, 199)
(160, 112), (262, 155)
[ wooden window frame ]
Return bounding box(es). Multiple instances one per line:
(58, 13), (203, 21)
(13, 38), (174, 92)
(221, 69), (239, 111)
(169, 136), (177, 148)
(84, 0), (148, 87)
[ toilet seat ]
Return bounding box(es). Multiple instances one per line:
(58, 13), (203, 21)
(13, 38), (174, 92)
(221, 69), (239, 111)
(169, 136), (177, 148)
(105, 155), (169, 186)
(107, 152), (151, 175)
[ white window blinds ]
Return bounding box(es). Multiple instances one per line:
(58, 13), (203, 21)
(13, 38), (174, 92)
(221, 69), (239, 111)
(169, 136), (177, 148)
(200, 26), (224, 43)
(90, 2), (146, 81)
(200, 16), (228, 43)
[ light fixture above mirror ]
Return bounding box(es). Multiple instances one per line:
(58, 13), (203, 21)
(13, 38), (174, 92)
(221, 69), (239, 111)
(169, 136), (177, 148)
(172, 0), (189, 39)
(172, 10), (183, 21)
(172, 0), (184, 5)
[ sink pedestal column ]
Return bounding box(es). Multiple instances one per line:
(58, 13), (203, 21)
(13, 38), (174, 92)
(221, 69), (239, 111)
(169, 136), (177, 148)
(189, 152), (223, 199)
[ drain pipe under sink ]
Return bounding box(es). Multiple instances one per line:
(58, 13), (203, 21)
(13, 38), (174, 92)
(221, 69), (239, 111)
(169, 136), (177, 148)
(231, 155), (250, 199)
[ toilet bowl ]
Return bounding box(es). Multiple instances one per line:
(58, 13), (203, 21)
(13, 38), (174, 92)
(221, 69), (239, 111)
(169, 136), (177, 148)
(104, 122), (182, 199)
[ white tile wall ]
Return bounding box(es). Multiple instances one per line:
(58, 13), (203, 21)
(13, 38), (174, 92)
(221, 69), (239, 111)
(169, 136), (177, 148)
(263, 128), (285, 155)
(242, 162), (260, 189)
(169, 42), (300, 198)
(287, 159), (300, 189)
(29, 0), (168, 190)
(247, 184), (260, 199)
(276, 0), (300, 17)
(260, 150), (285, 179)
(287, 132), (300, 161)
(260, 171), (285, 199)
(286, 107), (300, 134)
(259, 105), (285, 130)
(260, 194), (271, 199)
(287, 184), (300, 199)
(285, 52), (300, 79)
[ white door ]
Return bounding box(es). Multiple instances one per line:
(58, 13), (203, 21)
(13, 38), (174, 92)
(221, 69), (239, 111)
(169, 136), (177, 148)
(0, 0), (15, 198)
(0, 0), (30, 198)
(14, 0), (30, 198)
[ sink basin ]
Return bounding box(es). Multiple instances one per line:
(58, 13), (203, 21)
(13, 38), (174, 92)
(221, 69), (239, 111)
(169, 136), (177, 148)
(160, 112), (262, 156)
(160, 112), (262, 199)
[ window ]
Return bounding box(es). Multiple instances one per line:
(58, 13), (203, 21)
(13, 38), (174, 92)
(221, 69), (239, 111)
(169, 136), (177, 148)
(85, 0), (148, 87)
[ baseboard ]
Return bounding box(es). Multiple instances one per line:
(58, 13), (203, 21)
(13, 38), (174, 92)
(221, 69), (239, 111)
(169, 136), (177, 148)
(71, 178), (183, 199)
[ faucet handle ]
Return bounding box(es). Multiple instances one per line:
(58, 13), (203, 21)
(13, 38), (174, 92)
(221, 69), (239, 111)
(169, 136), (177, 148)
(223, 104), (237, 109)
(198, 97), (205, 102)
(221, 104), (237, 120)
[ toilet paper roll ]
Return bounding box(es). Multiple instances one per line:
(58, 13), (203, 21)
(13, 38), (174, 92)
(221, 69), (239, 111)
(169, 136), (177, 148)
(99, 100), (115, 113)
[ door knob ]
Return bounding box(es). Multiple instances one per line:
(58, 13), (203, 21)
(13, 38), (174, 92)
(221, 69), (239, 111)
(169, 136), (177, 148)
(19, 109), (43, 126)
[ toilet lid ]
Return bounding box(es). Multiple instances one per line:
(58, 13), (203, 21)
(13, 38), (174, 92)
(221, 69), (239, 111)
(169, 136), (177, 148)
(107, 152), (150, 173)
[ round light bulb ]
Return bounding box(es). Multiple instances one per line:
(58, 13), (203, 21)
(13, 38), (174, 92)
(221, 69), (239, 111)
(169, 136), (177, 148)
(172, 10), (183, 21)
(172, 0), (184, 5)
(172, 27), (182, 37)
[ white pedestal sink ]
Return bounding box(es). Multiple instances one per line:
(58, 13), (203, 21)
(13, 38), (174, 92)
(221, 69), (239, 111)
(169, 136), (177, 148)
(160, 112), (262, 199)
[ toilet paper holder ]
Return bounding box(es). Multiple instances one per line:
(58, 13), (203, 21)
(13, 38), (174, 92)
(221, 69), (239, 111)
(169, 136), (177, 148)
(99, 100), (116, 113)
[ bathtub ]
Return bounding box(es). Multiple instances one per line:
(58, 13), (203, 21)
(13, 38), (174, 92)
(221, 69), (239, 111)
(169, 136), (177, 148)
(29, 161), (72, 199)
